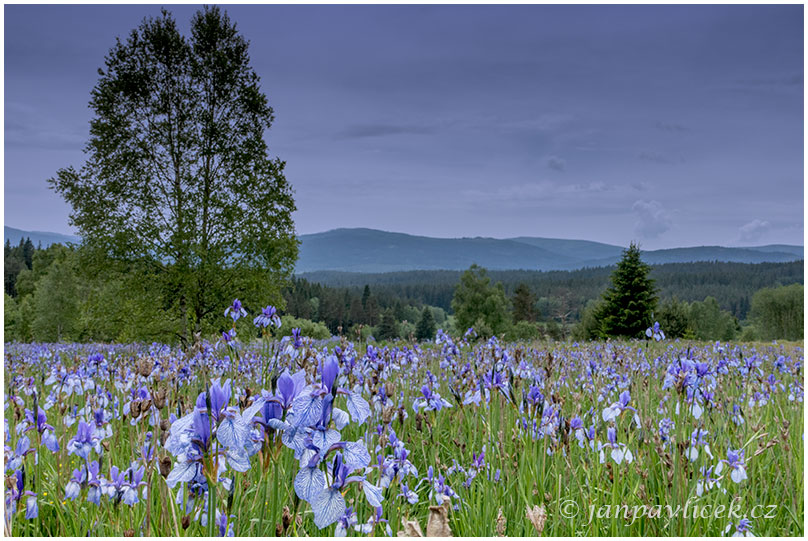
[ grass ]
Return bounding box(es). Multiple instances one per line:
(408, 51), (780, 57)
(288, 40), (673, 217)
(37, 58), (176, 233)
(3, 337), (803, 536)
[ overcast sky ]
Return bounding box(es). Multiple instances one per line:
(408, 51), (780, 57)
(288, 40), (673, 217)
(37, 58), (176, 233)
(4, 4), (804, 248)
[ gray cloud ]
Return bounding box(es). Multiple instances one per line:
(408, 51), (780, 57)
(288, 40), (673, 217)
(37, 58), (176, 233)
(655, 120), (689, 133)
(546, 156), (566, 171)
(632, 200), (672, 239)
(638, 151), (683, 165)
(3, 5), (804, 248)
(631, 182), (648, 192)
(5, 102), (85, 150)
(336, 124), (434, 139)
(738, 219), (771, 243)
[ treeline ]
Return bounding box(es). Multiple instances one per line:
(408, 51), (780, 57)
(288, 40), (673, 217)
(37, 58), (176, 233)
(3, 241), (447, 343)
(299, 260), (803, 323)
(3, 240), (804, 343)
(5, 242), (177, 342)
(282, 279), (448, 339)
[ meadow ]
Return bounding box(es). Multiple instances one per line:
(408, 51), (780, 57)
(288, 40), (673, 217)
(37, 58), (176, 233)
(3, 303), (803, 537)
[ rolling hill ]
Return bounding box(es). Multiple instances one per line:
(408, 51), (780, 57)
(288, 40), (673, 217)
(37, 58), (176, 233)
(5, 225), (803, 273)
(297, 228), (802, 273)
(4, 226), (80, 248)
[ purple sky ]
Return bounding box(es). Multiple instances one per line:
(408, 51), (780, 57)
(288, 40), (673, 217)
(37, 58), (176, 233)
(4, 4), (804, 248)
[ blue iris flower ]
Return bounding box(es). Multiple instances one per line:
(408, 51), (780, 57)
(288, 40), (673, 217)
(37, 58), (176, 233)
(224, 299), (247, 322)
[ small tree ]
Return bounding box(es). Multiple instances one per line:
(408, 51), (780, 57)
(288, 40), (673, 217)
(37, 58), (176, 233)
(4, 293), (19, 340)
(750, 284), (804, 340)
(657, 297), (690, 339)
(376, 309), (399, 341)
(451, 264), (511, 338)
(512, 282), (537, 323)
(415, 306), (437, 341)
(688, 297), (739, 341)
(595, 242), (657, 339)
(32, 259), (79, 341)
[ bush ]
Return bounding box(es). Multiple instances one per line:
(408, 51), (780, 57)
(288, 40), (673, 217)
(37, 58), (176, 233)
(451, 265), (511, 338)
(688, 297), (738, 341)
(740, 325), (759, 342)
(278, 315), (332, 340)
(574, 300), (603, 341)
(750, 284), (803, 340)
(656, 297), (690, 339)
(508, 320), (542, 341)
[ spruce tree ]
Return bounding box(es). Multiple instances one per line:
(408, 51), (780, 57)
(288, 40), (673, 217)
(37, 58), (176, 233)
(512, 282), (537, 322)
(415, 307), (437, 341)
(376, 309), (399, 341)
(595, 242), (657, 338)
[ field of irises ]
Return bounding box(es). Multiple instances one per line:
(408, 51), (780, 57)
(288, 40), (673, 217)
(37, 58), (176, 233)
(3, 302), (804, 537)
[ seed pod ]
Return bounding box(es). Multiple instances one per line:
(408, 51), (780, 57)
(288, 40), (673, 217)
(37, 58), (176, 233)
(141, 399), (152, 413)
(160, 419), (171, 432)
(526, 505), (547, 535)
(275, 523), (283, 536)
(124, 529), (135, 537)
(181, 516), (191, 530)
(496, 507), (507, 536)
(159, 456), (172, 478)
(130, 400), (141, 418)
(153, 389), (166, 410)
(137, 360), (153, 377)
(282, 506), (292, 532)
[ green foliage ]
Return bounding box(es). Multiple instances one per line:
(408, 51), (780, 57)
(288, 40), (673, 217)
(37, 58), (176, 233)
(4, 237), (35, 296)
(79, 266), (180, 343)
(47, 6), (297, 343)
(13, 268), (35, 299)
(430, 306), (447, 325)
(512, 282), (537, 322)
(656, 297), (691, 339)
(277, 315), (331, 340)
(399, 320), (416, 341)
(750, 283), (804, 340)
(574, 299), (603, 340)
(31, 258), (79, 341)
(507, 320), (542, 341)
(4, 293), (18, 339)
(451, 265), (511, 338)
(687, 296), (739, 341)
(542, 319), (565, 341)
(595, 243), (657, 338)
(304, 260), (802, 324)
(740, 324), (759, 342)
(415, 306), (437, 341)
(375, 309), (399, 341)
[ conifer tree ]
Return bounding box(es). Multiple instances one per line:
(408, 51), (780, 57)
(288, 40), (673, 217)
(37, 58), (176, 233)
(595, 242), (657, 338)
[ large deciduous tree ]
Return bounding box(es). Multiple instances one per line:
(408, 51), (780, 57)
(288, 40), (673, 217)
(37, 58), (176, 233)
(49, 7), (298, 343)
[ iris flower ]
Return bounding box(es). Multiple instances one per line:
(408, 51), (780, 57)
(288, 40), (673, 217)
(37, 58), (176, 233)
(67, 421), (101, 460)
(645, 322), (665, 341)
(602, 390), (636, 423)
(224, 299), (247, 322)
(253, 305), (281, 329)
(721, 448), (748, 484)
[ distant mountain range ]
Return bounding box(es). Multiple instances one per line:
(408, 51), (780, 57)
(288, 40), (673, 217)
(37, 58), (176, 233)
(296, 228), (803, 273)
(5, 225), (803, 273)
(5, 226), (80, 248)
